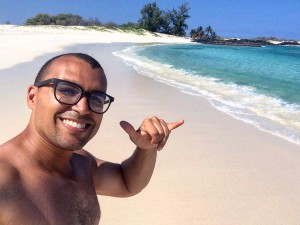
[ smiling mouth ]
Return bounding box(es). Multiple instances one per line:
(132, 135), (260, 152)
(62, 119), (87, 129)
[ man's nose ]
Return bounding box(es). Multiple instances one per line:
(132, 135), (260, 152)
(71, 96), (90, 115)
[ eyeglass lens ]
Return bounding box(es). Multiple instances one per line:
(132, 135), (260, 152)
(55, 81), (110, 113)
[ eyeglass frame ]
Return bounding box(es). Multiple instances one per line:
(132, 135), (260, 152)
(34, 78), (114, 114)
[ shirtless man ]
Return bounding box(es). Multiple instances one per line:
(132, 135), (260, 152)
(0, 53), (184, 225)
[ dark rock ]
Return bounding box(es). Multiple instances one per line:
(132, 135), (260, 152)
(191, 38), (270, 47)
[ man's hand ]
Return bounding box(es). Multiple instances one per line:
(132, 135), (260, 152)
(92, 117), (184, 197)
(120, 117), (184, 151)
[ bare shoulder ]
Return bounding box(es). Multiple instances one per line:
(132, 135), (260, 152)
(0, 161), (19, 180)
(0, 168), (18, 188)
(0, 145), (20, 182)
(0, 144), (18, 179)
(74, 149), (106, 168)
(0, 160), (21, 203)
(0, 142), (22, 193)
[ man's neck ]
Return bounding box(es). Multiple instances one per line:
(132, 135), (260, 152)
(17, 125), (74, 176)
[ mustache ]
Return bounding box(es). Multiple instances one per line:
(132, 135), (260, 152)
(58, 111), (95, 124)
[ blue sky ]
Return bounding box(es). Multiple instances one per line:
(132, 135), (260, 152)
(1, 0), (299, 40)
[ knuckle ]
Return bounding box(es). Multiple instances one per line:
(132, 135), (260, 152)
(144, 118), (152, 123)
(160, 119), (166, 124)
(151, 116), (159, 121)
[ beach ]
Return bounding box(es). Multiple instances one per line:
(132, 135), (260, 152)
(1, 25), (300, 225)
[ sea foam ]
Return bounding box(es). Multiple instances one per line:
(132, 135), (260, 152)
(114, 45), (300, 146)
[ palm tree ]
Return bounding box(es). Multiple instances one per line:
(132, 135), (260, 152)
(205, 25), (213, 40)
(190, 26), (205, 40)
(190, 29), (197, 38)
(196, 26), (205, 39)
(190, 25), (218, 42)
(211, 31), (218, 41)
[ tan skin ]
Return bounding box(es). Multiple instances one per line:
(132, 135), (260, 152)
(0, 56), (184, 225)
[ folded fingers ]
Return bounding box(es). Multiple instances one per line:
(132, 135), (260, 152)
(140, 117), (170, 148)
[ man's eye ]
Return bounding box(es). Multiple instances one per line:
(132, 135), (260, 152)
(92, 93), (110, 105)
(57, 87), (79, 96)
(91, 96), (105, 105)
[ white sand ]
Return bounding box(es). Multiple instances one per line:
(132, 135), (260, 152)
(0, 25), (189, 70)
(1, 25), (300, 225)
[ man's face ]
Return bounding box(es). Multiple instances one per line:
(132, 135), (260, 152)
(31, 56), (107, 151)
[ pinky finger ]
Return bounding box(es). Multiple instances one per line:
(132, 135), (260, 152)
(157, 122), (170, 151)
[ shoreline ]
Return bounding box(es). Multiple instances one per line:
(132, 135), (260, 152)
(1, 26), (300, 225)
(88, 43), (300, 225)
(114, 44), (300, 147)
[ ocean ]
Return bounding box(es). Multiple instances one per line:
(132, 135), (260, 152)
(114, 43), (300, 146)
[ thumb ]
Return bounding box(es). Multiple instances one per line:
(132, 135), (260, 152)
(120, 121), (135, 134)
(120, 121), (140, 142)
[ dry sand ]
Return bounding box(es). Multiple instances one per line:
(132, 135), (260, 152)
(1, 25), (300, 225)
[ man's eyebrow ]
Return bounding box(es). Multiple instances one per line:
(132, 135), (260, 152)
(63, 78), (106, 93)
(57, 77), (77, 84)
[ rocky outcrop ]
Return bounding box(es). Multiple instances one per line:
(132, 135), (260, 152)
(191, 38), (300, 47)
(192, 38), (269, 47)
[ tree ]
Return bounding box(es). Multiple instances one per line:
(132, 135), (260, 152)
(190, 25), (218, 42)
(25, 13), (86, 26)
(138, 2), (190, 36)
(53, 14), (85, 26)
(25, 14), (52, 25)
(196, 26), (205, 39)
(87, 17), (102, 26)
(170, 2), (190, 36)
(204, 25), (213, 39)
(210, 31), (217, 41)
(159, 9), (173, 34)
(190, 26), (204, 40)
(138, 2), (163, 32)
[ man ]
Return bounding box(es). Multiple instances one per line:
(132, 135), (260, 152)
(0, 53), (184, 224)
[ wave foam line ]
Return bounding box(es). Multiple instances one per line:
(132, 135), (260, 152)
(113, 47), (300, 146)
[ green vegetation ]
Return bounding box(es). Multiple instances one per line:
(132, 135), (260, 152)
(190, 25), (218, 42)
(11, 2), (299, 41)
(23, 2), (193, 37)
(138, 2), (190, 36)
(25, 13), (101, 26)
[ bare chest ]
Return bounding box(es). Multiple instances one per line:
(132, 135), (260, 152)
(8, 170), (100, 225)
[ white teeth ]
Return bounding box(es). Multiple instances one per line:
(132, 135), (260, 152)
(63, 119), (86, 129)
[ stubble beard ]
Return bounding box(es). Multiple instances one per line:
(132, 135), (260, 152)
(55, 134), (88, 151)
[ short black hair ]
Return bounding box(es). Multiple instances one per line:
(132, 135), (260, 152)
(34, 53), (103, 85)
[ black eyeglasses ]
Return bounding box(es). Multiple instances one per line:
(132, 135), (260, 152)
(35, 78), (114, 114)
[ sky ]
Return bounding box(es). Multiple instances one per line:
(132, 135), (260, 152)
(0, 0), (299, 40)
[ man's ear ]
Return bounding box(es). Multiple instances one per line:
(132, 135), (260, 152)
(27, 85), (37, 109)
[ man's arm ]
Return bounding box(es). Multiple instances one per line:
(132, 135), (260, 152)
(90, 117), (184, 197)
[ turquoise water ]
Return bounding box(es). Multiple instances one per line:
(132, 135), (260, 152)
(114, 44), (300, 145)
